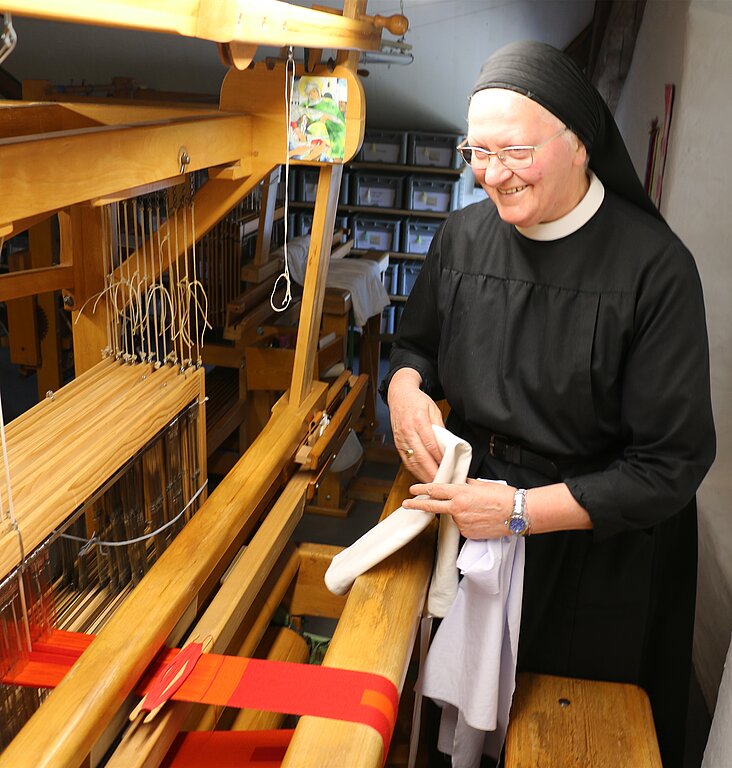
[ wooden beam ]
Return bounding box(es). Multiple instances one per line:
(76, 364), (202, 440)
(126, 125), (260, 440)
(284, 542), (348, 619)
(505, 673), (662, 767)
(29, 218), (64, 397)
(3, 0), (383, 50)
(105, 545), (302, 768)
(289, 163), (343, 407)
(59, 102), (221, 125)
(281, 464), (433, 767)
(253, 167), (281, 265)
(5, 250), (41, 367)
(0, 113), (252, 224)
(1, 61), (364, 229)
(58, 205), (111, 374)
(0, 265), (73, 302)
(22, 83), (218, 110)
(0, 210), (55, 238)
(0, 102), (102, 140)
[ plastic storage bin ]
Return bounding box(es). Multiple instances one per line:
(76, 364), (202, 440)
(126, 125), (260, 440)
(296, 169), (350, 203)
(297, 213), (349, 238)
(398, 261), (421, 296)
(408, 131), (465, 170)
(406, 177), (460, 212)
(357, 129), (408, 164)
(297, 212), (313, 237)
(382, 306), (396, 335)
(352, 216), (401, 251)
(351, 173), (403, 209)
(383, 264), (399, 295)
(402, 219), (441, 254)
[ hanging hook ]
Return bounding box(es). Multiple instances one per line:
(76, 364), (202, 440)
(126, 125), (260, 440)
(178, 147), (191, 175)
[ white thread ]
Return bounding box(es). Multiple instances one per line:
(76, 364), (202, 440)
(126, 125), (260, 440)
(141, 203), (153, 363)
(156, 217), (169, 365)
(271, 47), (296, 313)
(101, 207), (114, 357)
(182, 189), (192, 368)
(59, 479), (208, 550)
(133, 201), (145, 361)
(169, 205), (180, 365)
(190, 200), (202, 366)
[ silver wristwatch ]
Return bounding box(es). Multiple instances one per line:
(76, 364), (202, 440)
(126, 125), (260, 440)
(506, 488), (531, 536)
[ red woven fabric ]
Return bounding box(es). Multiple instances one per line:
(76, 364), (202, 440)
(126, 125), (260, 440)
(4, 630), (399, 762)
(160, 730), (293, 768)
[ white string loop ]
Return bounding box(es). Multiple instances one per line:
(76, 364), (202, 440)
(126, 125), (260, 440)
(271, 46), (296, 313)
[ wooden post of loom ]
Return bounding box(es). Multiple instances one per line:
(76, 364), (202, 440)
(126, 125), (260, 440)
(250, 166), (282, 280)
(29, 218), (64, 397)
(58, 204), (111, 375)
(289, 162), (344, 407)
(4, 249), (40, 368)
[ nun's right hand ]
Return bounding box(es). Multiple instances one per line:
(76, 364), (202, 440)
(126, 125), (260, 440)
(387, 368), (444, 482)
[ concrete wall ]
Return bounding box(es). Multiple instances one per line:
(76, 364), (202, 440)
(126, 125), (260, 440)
(615, 0), (732, 714)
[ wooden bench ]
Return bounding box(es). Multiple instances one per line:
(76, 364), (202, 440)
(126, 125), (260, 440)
(505, 673), (662, 767)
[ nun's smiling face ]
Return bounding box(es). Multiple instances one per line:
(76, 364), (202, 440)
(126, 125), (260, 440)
(467, 89), (589, 228)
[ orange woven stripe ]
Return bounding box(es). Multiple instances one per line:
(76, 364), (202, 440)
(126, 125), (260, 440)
(188, 656), (248, 706)
(360, 688), (397, 729)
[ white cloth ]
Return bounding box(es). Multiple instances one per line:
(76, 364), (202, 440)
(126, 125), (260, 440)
(421, 531), (525, 766)
(322, 258), (390, 327)
(701, 630), (732, 768)
(325, 425), (526, 767)
(324, 425), (471, 617)
(282, 235), (390, 327)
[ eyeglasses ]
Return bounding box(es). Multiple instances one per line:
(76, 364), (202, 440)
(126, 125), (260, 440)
(456, 127), (568, 170)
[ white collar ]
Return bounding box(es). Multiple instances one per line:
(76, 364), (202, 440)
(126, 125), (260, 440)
(515, 172), (605, 241)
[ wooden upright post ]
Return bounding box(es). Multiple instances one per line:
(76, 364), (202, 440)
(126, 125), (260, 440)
(289, 0), (367, 408)
(29, 219), (64, 397)
(289, 163), (343, 407)
(254, 166), (281, 266)
(58, 204), (111, 376)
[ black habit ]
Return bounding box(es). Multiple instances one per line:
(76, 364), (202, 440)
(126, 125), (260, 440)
(384, 189), (715, 767)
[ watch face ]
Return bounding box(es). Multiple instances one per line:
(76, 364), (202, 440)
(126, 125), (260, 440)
(508, 516), (528, 535)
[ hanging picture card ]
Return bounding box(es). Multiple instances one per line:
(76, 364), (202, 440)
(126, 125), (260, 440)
(288, 75), (348, 163)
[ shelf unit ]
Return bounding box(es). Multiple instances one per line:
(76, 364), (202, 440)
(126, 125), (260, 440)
(346, 161), (464, 176)
(290, 200), (450, 220)
(289, 129), (466, 338)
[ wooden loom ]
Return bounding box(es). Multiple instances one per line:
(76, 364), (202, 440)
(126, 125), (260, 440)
(0, 3), (430, 768)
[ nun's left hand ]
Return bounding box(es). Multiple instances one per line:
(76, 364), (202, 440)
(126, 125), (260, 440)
(403, 478), (516, 540)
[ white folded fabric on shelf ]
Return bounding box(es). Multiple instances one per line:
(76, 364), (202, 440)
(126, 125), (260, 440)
(279, 235), (390, 327)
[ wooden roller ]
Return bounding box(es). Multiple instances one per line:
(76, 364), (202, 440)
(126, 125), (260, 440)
(313, 6), (409, 38)
(364, 14), (408, 37)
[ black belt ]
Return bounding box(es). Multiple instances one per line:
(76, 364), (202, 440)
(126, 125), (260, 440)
(487, 433), (560, 480)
